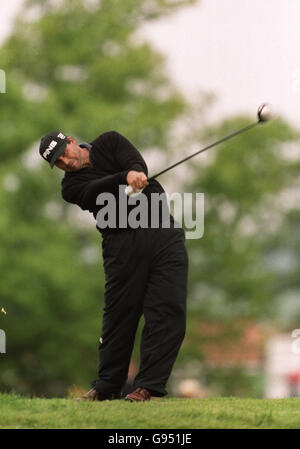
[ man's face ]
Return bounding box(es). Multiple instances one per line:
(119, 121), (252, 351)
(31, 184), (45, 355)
(55, 137), (84, 172)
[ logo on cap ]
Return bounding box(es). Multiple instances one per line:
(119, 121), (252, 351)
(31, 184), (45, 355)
(43, 140), (58, 159)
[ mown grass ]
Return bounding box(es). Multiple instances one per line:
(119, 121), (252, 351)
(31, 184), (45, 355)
(1, 394), (300, 429)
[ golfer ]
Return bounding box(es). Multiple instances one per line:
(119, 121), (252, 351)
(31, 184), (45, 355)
(39, 130), (188, 402)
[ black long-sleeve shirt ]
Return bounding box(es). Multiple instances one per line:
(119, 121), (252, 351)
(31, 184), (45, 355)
(61, 131), (170, 235)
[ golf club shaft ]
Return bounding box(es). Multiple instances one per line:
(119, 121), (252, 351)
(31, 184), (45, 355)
(148, 120), (260, 181)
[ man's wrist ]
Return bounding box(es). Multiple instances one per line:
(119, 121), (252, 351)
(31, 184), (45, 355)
(120, 170), (131, 185)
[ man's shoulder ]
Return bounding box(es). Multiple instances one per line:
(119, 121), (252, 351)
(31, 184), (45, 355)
(90, 130), (120, 148)
(89, 131), (122, 168)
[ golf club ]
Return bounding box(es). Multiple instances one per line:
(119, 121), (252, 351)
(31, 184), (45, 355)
(125, 103), (273, 197)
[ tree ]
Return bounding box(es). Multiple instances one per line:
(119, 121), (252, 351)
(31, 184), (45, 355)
(180, 115), (300, 396)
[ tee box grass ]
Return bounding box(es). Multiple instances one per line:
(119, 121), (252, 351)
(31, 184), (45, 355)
(1, 394), (300, 429)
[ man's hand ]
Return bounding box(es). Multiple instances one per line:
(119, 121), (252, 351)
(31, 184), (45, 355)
(126, 171), (149, 193)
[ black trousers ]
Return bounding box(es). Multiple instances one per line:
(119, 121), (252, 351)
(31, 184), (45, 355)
(91, 224), (188, 397)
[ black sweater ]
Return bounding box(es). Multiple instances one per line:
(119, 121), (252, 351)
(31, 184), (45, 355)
(61, 131), (169, 234)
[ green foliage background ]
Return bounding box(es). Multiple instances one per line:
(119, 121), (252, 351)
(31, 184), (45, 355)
(0, 0), (299, 398)
(0, 0), (196, 396)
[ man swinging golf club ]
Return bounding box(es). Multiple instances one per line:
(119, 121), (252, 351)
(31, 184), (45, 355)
(38, 104), (271, 402)
(39, 130), (189, 402)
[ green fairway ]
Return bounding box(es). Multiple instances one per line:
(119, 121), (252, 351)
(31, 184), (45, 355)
(1, 394), (300, 429)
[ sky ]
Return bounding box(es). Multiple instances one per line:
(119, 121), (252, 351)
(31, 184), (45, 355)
(0, 0), (299, 128)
